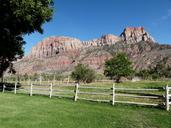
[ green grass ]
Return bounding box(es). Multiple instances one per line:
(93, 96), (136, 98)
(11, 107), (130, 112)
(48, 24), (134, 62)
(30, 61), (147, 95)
(84, 80), (171, 88)
(0, 93), (171, 128)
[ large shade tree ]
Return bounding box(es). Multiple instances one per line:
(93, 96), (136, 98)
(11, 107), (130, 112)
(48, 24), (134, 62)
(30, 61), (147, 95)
(104, 52), (134, 83)
(0, 0), (54, 79)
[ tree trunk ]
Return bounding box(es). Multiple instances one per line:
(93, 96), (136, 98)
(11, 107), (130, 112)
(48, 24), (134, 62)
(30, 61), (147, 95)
(0, 70), (4, 83)
(115, 76), (121, 83)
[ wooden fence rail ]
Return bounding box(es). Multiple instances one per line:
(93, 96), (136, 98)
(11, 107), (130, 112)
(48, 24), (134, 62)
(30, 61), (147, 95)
(1, 82), (171, 111)
(76, 84), (163, 107)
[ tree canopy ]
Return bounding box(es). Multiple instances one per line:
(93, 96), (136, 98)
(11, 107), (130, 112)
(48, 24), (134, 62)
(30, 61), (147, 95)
(104, 52), (134, 83)
(71, 64), (96, 83)
(0, 0), (54, 78)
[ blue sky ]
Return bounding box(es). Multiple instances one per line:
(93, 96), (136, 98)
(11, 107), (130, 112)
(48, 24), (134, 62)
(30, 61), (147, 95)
(24, 0), (171, 55)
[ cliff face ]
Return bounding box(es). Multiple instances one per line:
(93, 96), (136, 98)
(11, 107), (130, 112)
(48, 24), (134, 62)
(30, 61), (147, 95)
(26, 27), (155, 60)
(82, 34), (121, 47)
(120, 27), (155, 43)
(14, 27), (171, 75)
(27, 36), (83, 59)
(27, 34), (121, 59)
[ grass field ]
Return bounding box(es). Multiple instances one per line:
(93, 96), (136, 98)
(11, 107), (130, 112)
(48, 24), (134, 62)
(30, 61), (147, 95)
(0, 93), (171, 128)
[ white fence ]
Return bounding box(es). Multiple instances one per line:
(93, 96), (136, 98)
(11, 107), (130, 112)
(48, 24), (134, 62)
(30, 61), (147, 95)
(165, 85), (171, 111)
(1, 83), (171, 111)
(76, 84), (163, 106)
(2, 83), (75, 98)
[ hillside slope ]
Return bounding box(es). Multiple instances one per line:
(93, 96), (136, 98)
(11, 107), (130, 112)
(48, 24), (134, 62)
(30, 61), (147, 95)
(14, 27), (171, 75)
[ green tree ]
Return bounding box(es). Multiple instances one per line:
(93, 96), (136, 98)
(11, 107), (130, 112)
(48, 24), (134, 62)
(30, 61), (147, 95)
(0, 0), (54, 79)
(104, 52), (134, 83)
(71, 64), (96, 83)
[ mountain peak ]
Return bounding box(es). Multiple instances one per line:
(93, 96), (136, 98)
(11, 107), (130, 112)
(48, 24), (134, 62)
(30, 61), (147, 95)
(120, 26), (155, 43)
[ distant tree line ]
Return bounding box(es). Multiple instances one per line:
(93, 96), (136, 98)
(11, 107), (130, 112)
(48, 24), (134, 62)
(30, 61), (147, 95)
(4, 53), (171, 84)
(4, 73), (65, 82)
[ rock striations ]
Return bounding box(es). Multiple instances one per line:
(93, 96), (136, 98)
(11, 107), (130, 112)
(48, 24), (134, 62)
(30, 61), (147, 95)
(27, 34), (121, 60)
(14, 27), (171, 75)
(28, 36), (82, 59)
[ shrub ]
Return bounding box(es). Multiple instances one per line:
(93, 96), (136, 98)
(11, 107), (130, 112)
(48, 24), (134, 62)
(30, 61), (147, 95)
(71, 64), (96, 83)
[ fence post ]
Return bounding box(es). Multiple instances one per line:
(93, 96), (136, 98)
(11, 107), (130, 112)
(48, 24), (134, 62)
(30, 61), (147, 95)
(48, 79), (50, 85)
(30, 83), (33, 96)
(165, 85), (170, 111)
(39, 74), (42, 85)
(2, 84), (5, 93)
(74, 83), (79, 101)
(53, 75), (56, 85)
(67, 76), (69, 85)
(27, 79), (30, 85)
(14, 82), (17, 94)
(112, 83), (115, 105)
(49, 83), (53, 98)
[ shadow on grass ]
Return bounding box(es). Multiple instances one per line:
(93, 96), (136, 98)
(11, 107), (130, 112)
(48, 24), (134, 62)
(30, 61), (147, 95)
(0, 82), (21, 91)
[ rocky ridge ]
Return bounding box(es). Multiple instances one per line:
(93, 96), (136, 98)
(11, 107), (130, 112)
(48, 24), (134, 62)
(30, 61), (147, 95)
(14, 27), (171, 75)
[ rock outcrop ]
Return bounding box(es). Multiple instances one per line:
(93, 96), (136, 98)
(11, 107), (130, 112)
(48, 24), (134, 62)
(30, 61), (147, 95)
(83, 34), (121, 47)
(120, 27), (155, 43)
(28, 36), (83, 59)
(27, 34), (121, 60)
(13, 27), (171, 75)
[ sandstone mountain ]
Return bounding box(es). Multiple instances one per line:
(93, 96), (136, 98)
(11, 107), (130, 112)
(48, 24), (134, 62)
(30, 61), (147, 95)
(14, 27), (171, 75)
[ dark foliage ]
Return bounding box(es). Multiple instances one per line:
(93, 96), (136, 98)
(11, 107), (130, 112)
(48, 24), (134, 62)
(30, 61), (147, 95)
(104, 52), (134, 83)
(0, 82), (21, 91)
(71, 64), (96, 83)
(0, 0), (54, 78)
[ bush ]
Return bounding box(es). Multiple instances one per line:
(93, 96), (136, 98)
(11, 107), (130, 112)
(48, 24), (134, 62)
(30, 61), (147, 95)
(95, 73), (107, 80)
(71, 64), (96, 83)
(136, 70), (151, 80)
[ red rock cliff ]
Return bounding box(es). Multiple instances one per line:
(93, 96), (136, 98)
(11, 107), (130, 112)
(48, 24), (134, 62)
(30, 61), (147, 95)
(120, 27), (155, 43)
(14, 27), (167, 75)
